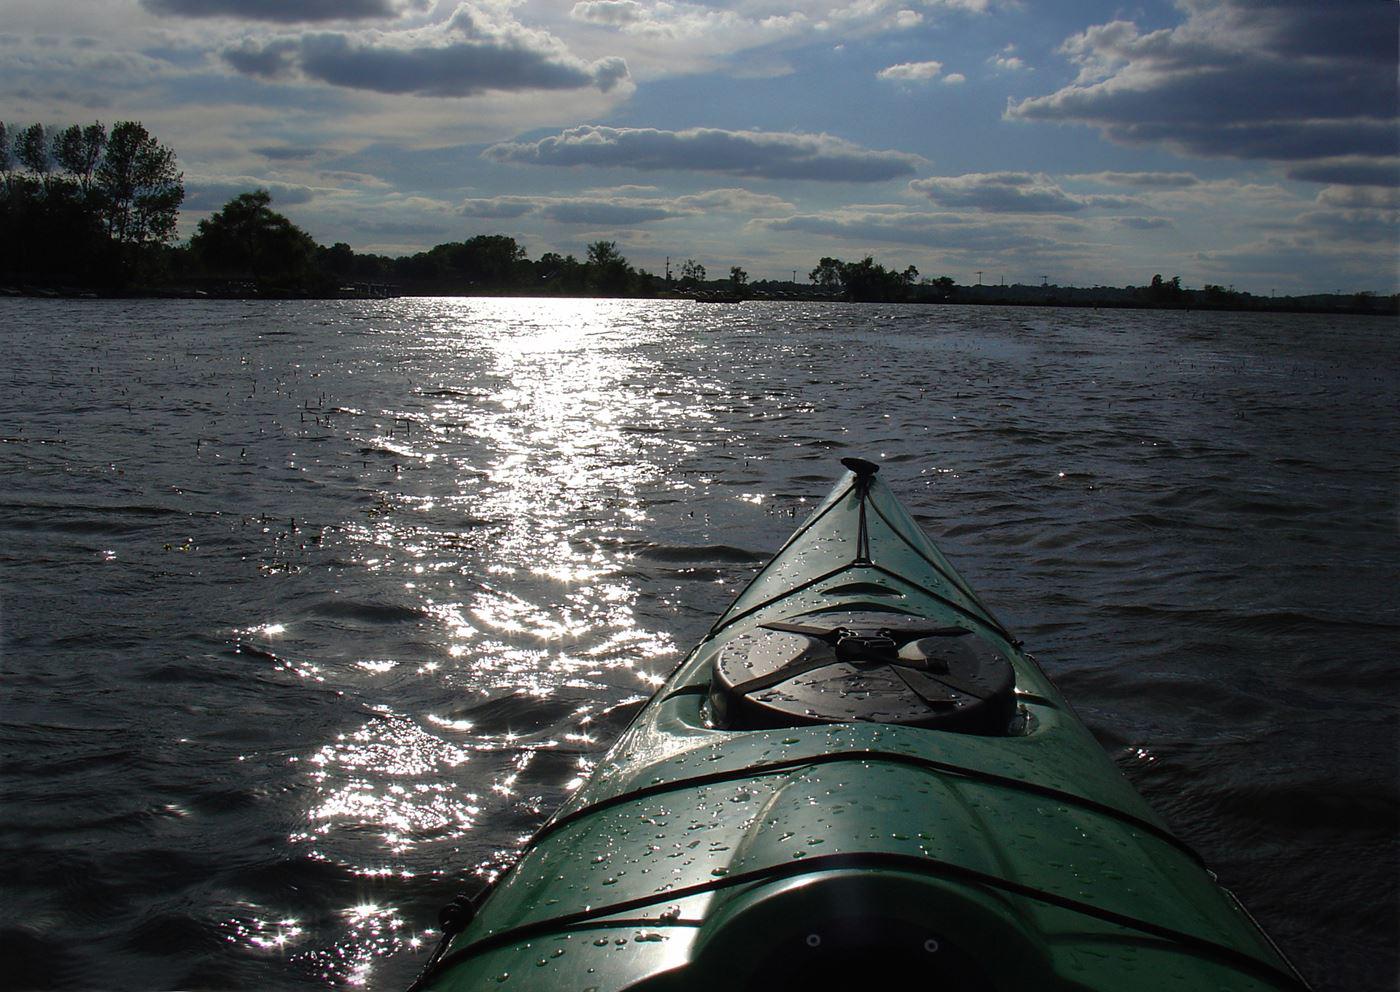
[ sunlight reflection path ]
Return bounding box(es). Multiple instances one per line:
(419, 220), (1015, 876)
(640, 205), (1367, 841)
(290, 298), (702, 985)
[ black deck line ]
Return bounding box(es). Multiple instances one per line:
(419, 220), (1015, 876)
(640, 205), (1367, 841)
(864, 561), (1016, 644)
(865, 497), (987, 607)
(702, 480), (858, 640)
(703, 560), (865, 640)
(424, 851), (1309, 992)
(527, 747), (1206, 868)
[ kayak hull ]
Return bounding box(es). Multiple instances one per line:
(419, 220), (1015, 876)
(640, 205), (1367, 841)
(412, 464), (1306, 991)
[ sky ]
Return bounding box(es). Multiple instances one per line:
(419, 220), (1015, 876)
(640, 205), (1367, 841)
(3, 0), (1397, 293)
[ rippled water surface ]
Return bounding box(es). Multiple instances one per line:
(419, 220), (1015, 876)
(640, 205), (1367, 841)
(1, 298), (1395, 990)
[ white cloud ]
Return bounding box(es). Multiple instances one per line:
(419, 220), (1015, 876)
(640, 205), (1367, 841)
(877, 60), (942, 81)
(223, 3), (631, 97)
(485, 125), (925, 181)
(910, 171), (1137, 213)
(457, 186), (795, 224)
(942, 72), (965, 84)
(141, 0), (426, 22)
(1008, 0), (1399, 168)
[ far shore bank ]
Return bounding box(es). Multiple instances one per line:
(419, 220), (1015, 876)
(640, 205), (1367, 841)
(3, 282), (1395, 318)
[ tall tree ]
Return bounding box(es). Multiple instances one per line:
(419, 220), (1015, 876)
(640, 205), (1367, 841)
(15, 123), (50, 187)
(190, 189), (318, 289)
(679, 258), (705, 287)
(53, 122), (107, 193)
(809, 257), (843, 291)
(95, 121), (183, 249)
(586, 240), (632, 295)
(0, 123), (12, 180)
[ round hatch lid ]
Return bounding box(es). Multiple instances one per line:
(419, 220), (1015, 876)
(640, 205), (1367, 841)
(709, 612), (1015, 734)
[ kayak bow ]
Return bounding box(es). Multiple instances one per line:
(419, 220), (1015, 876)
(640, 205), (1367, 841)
(411, 458), (1308, 992)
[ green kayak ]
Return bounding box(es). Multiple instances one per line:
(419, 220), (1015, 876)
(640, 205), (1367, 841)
(410, 459), (1308, 991)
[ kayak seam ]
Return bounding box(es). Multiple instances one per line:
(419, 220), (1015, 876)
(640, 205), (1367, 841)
(527, 748), (1203, 867)
(428, 851), (1307, 992)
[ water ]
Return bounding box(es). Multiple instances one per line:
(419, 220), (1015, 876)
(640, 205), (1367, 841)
(0, 298), (1395, 991)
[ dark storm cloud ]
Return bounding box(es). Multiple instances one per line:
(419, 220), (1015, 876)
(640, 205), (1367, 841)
(142, 0), (412, 22)
(483, 126), (923, 182)
(1008, 0), (1399, 165)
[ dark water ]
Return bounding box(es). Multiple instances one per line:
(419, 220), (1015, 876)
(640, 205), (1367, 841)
(0, 298), (1395, 991)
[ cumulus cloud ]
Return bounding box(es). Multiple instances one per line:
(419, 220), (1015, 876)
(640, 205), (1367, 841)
(458, 187), (794, 224)
(1316, 185), (1400, 212)
(141, 0), (421, 22)
(459, 196), (539, 219)
(538, 200), (678, 224)
(759, 206), (1062, 254)
(222, 5), (630, 96)
(942, 72), (965, 84)
(1286, 158), (1400, 189)
(569, 0), (807, 45)
(1115, 216), (1173, 230)
(484, 126), (924, 181)
(252, 144), (320, 161)
(987, 53), (1026, 71)
(184, 177), (318, 211)
(910, 172), (1135, 213)
(878, 60), (942, 81)
(1071, 170), (1199, 188)
(1008, 0), (1399, 169)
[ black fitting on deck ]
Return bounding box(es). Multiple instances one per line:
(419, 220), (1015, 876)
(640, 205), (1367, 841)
(840, 457), (880, 479)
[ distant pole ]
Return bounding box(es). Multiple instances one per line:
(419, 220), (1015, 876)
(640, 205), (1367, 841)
(976, 270), (983, 286)
(1041, 275), (1048, 287)
(792, 269), (797, 283)
(665, 256), (671, 282)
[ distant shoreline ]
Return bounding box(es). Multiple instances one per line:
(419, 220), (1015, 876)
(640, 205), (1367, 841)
(3, 283), (1394, 318)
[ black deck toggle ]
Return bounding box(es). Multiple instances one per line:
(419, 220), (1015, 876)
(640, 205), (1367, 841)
(840, 456), (881, 478)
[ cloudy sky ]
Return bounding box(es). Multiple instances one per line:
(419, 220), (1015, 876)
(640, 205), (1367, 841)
(5, 0), (1397, 292)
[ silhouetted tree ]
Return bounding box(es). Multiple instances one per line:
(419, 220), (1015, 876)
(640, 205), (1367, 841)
(587, 240), (633, 295)
(679, 258), (705, 288)
(430, 234), (527, 288)
(190, 189), (318, 290)
(96, 121), (183, 252)
(809, 257), (843, 292)
(52, 123), (106, 193)
(15, 124), (50, 188)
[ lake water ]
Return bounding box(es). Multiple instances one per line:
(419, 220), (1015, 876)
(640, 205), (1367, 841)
(1, 298), (1395, 991)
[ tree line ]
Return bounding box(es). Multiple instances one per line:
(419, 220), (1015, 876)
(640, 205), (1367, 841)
(4, 120), (1391, 312)
(1, 121), (184, 284)
(0, 118), (961, 300)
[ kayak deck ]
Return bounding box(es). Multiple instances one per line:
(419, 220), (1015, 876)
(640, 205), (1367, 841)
(411, 461), (1307, 991)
